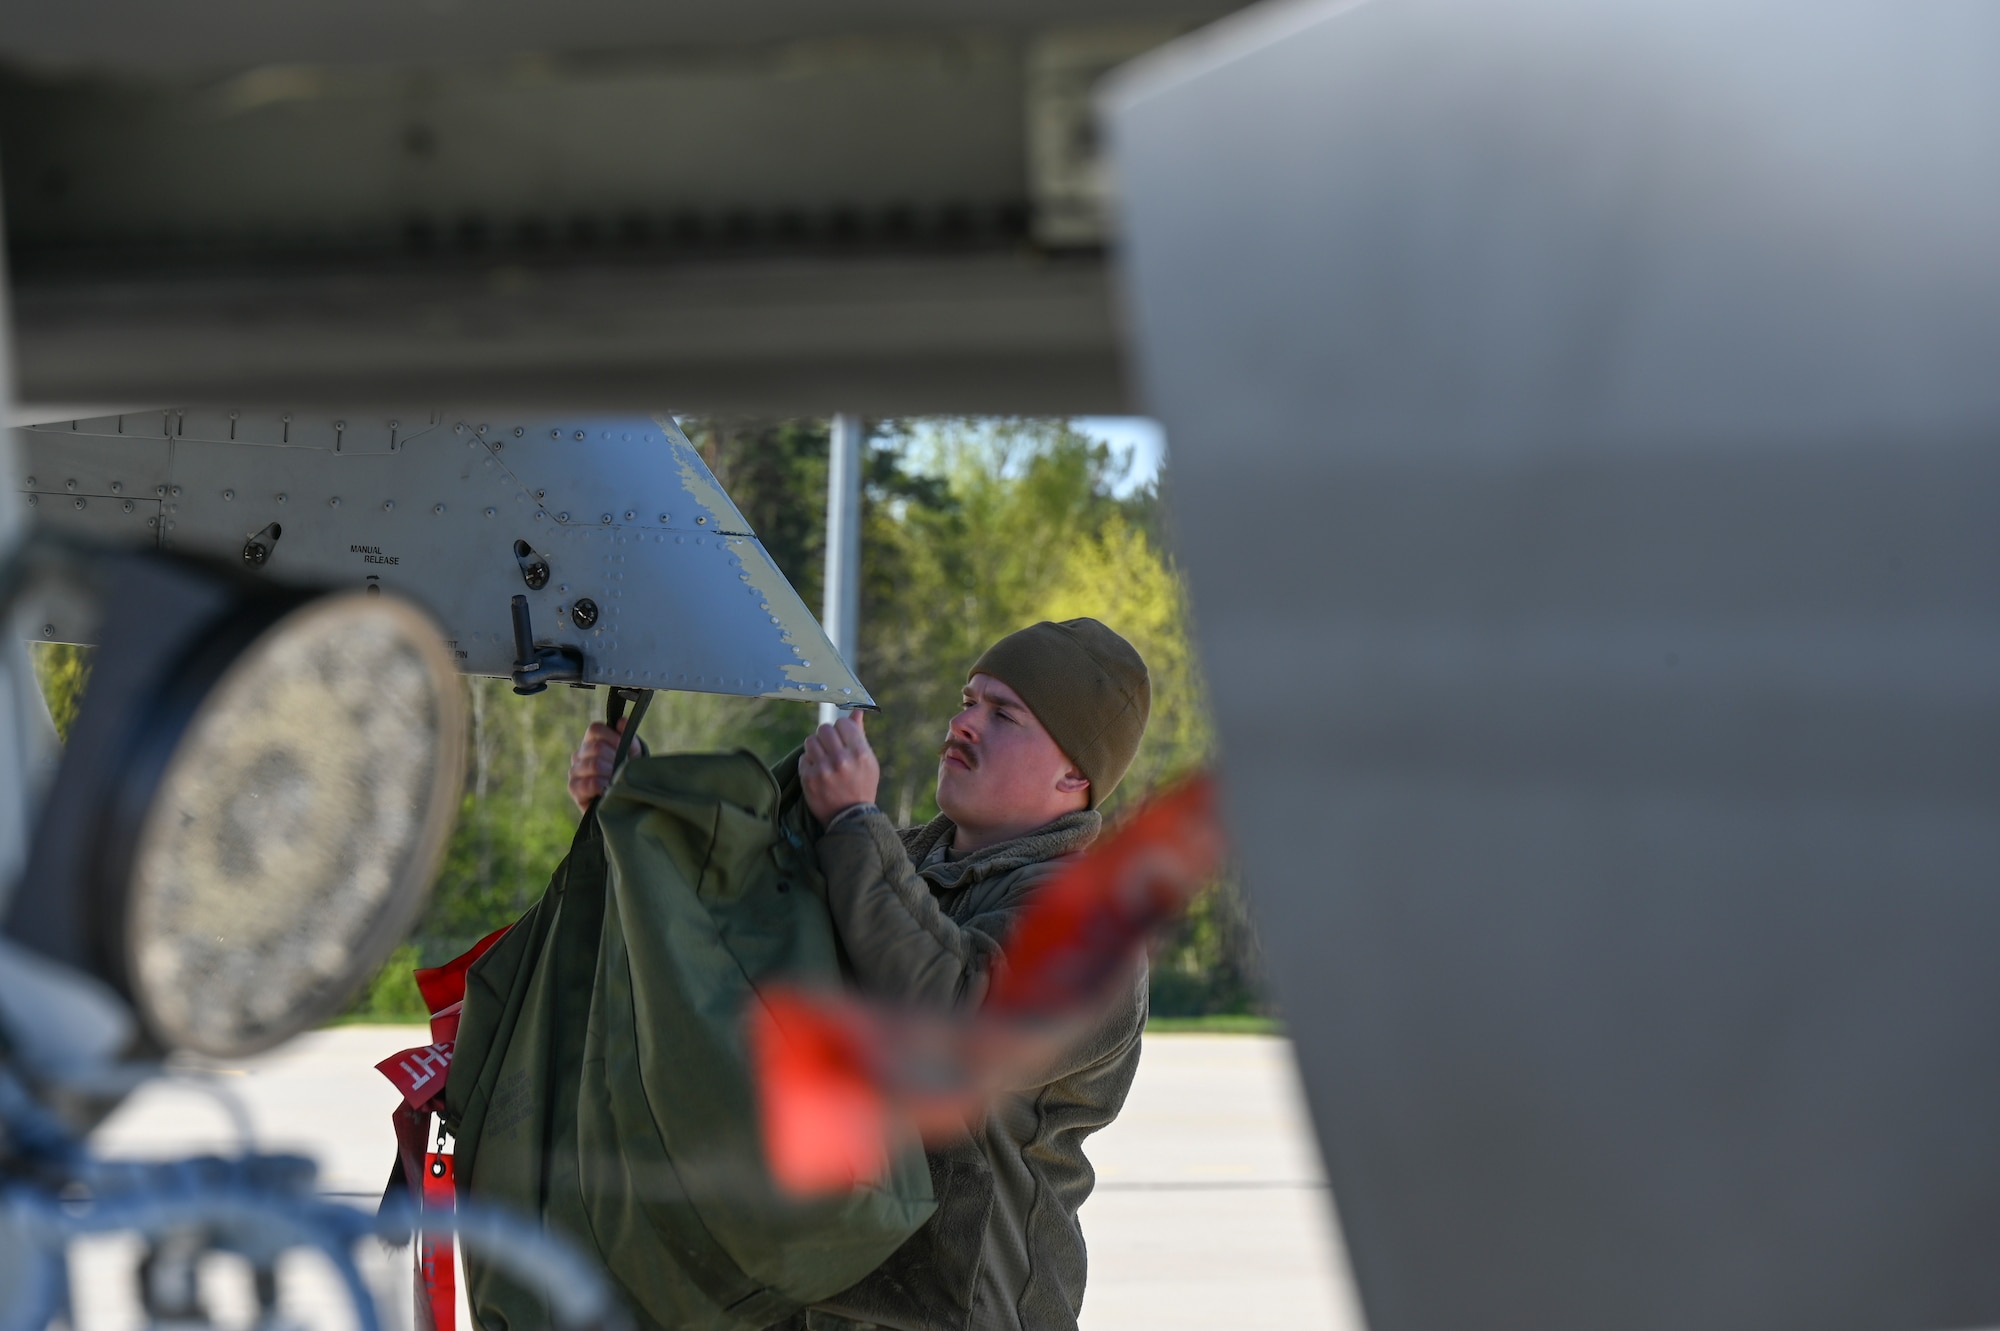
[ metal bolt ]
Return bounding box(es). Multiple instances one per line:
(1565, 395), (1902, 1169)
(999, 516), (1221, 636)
(243, 541), (268, 567)
(72, 498), (84, 510)
(433, 503), (445, 515)
(454, 423), (465, 434)
(574, 430), (585, 441)
(276, 493), (287, 504)
(155, 485), (166, 496)
(658, 513), (669, 523)
(41, 625), (53, 639)
(26, 495), (36, 507)
(557, 511), (570, 523)
(572, 597), (599, 629)
(484, 507), (495, 517)
(122, 500), (134, 513)
(329, 496), (342, 508)
(170, 486), (182, 497)
(696, 516), (707, 525)
(64, 479), (75, 491)
(147, 517), (157, 527)
(111, 481), (122, 494)
(22, 476), (33, 487)
(536, 490), (546, 500)
(383, 499), (395, 512)
(624, 511), (635, 521)
(222, 489), (234, 500)
(477, 424), (488, 435)
(601, 513), (612, 524)
(514, 427), (524, 438)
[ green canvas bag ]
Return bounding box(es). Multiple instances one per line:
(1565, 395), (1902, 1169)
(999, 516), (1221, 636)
(442, 719), (935, 1331)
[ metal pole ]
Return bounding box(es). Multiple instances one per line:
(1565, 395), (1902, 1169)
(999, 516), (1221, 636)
(819, 413), (863, 727)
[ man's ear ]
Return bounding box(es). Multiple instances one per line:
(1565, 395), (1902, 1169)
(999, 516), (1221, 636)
(1055, 766), (1091, 797)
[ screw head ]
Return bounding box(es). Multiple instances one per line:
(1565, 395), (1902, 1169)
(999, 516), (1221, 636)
(334, 420), (346, 430)
(72, 497), (84, 510)
(170, 486), (182, 497)
(514, 427), (524, 437)
(22, 476), (33, 487)
(111, 481), (123, 494)
(572, 597), (600, 629)
(42, 625), (53, 638)
(477, 424), (488, 434)
(601, 513), (612, 524)
(228, 410), (239, 420)
(383, 499), (395, 512)
(574, 430), (585, 441)
(64, 479), (75, 491)
(122, 500), (134, 513)
(155, 485), (166, 496)
(433, 503), (445, 515)
(276, 492), (287, 504)
(558, 511), (570, 523)
(26, 495), (36, 507)
(281, 412), (291, 422)
(329, 496), (341, 508)
(454, 424), (465, 434)
(696, 515), (707, 525)
(388, 419), (400, 429)
(484, 506), (496, 517)
(222, 488), (234, 500)
(658, 513), (669, 523)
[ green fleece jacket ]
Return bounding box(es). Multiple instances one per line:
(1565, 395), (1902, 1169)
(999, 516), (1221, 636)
(774, 806), (1149, 1331)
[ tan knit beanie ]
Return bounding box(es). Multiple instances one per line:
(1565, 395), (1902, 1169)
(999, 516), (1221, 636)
(968, 618), (1151, 809)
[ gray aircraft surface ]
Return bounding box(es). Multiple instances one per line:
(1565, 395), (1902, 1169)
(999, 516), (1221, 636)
(4, 3), (2000, 1331)
(11, 408), (868, 704)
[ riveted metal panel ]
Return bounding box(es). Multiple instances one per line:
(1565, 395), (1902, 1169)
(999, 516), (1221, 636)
(12, 411), (867, 706)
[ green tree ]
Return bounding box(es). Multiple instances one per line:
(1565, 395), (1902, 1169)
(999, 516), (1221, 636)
(31, 642), (91, 741)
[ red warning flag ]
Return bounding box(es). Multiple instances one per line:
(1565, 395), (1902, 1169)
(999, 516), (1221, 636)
(753, 773), (1226, 1196)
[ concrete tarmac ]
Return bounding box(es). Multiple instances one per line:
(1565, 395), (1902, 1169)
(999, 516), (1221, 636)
(83, 1028), (1364, 1331)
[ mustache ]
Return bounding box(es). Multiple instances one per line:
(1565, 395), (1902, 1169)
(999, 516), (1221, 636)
(938, 737), (977, 768)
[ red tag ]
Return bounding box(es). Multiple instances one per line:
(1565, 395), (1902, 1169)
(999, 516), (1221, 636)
(418, 1150), (456, 1331)
(414, 925), (510, 1014)
(428, 1000), (463, 1047)
(378, 1042), (455, 1112)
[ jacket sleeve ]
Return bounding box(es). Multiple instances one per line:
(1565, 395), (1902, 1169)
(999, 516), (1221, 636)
(813, 808), (1051, 1010)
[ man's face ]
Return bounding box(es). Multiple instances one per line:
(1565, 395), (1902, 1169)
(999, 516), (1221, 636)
(935, 673), (1088, 832)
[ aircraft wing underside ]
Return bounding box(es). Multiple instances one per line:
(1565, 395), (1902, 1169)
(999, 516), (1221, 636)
(11, 408), (872, 707)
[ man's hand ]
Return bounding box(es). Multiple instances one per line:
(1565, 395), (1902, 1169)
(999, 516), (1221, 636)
(568, 717), (635, 812)
(799, 709), (880, 825)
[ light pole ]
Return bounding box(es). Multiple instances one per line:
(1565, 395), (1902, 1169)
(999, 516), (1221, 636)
(820, 413), (863, 727)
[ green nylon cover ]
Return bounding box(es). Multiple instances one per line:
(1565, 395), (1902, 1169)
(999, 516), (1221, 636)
(444, 748), (936, 1331)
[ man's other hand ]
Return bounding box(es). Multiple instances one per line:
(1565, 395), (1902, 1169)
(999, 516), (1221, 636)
(568, 717), (634, 812)
(800, 709), (880, 825)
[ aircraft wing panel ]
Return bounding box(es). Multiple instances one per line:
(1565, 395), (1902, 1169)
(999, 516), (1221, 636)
(13, 411), (869, 707)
